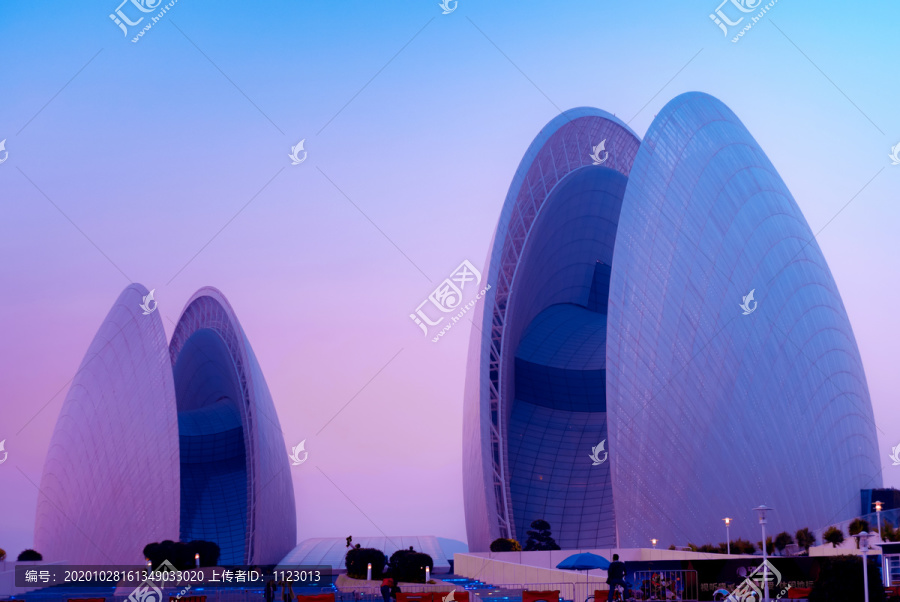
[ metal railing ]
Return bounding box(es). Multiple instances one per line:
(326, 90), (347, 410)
(323, 582), (588, 602)
(631, 570), (699, 601)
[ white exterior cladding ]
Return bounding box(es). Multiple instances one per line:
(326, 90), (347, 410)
(463, 93), (881, 552)
(34, 284), (180, 564)
(34, 284), (296, 565)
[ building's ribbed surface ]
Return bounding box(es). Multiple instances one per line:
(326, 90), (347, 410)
(462, 108), (642, 552)
(34, 285), (180, 564)
(463, 93), (881, 551)
(34, 285), (296, 564)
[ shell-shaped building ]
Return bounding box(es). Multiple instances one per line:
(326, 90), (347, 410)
(34, 285), (296, 565)
(462, 92), (881, 551)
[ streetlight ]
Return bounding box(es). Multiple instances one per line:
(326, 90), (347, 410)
(723, 518), (733, 555)
(651, 539), (658, 549)
(856, 531), (872, 602)
(754, 505), (773, 602)
(874, 501), (884, 540)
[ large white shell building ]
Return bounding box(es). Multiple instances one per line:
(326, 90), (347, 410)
(34, 285), (296, 565)
(463, 92), (881, 551)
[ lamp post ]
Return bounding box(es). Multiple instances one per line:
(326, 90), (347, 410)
(651, 539), (657, 549)
(857, 531), (871, 602)
(874, 501), (884, 540)
(367, 563), (372, 581)
(195, 553), (200, 568)
(754, 505), (773, 602)
(723, 518), (732, 555)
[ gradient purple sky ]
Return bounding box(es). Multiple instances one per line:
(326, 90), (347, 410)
(1, 1), (899, 557)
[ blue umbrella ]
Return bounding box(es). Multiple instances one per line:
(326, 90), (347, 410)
(556, 552), (610, 571)
(557, 553), (611, 601)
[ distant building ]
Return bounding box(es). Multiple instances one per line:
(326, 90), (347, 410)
(463, 93), (881, 551)
(279, 536), (457, 573)
(34, 285), (296, 565)
(862, 488), (900, 515)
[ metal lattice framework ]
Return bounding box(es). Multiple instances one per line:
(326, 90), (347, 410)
(477, 109), (641, 542)
(169, 288), (259, 562)
(465, 93), (881, 551)
(35, 284), (296, 565)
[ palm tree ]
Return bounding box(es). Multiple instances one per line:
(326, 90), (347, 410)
(795, 527), (815, 552)
(848, 518), (870, 549)
(773, 532), (794, 555)
(823, 526), (845, 548)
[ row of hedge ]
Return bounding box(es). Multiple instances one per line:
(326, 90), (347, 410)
(345, 545), (433, 583)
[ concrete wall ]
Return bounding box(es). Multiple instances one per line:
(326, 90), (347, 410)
(454, 553), (607, 602)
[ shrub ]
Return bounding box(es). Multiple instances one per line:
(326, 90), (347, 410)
(143, 540), (221, 570)
(795, 527), (816, 551)
(489, 538), (522, 552)
(809, 555), (885, 602)
(730, 538), (756, 554)
(687, 542), (728, 554)
(17, 549), (42, 561)
(523, 520), (560, 551)
(754, 537), (773, 555)
(388, 547), (433, 583)
(190, 541), (221, 567)
(345, 547), (386, 580)
(823, 526), (845, 548)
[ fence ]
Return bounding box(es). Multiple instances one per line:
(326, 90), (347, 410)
(631, 570), (698, 601)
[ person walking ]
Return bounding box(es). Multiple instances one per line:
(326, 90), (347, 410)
(281, 577), (295, 602)
(265, 578), (277, 602)
(381, 575), (395, 602)
(606, 554), (627, 600)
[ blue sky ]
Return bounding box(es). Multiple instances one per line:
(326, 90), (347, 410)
(1, 0), (898, 555)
